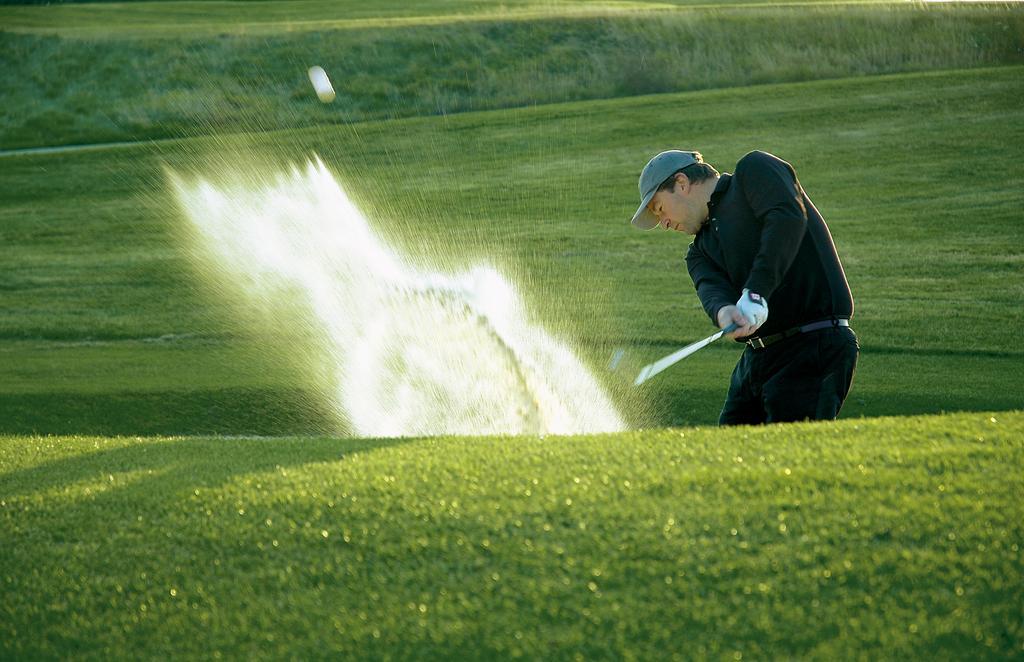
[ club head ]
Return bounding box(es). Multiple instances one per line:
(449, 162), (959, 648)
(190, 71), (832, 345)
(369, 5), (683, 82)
(608, 348), (626, 372)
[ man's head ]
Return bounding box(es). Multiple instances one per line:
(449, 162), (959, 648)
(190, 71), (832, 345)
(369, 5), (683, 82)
(630, 150), (719, 234)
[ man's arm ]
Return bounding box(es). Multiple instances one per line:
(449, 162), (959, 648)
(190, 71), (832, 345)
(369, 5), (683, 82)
(685, 241), (735, 324)
(686, 243), (758, 337)
(739, 151), (809, 299)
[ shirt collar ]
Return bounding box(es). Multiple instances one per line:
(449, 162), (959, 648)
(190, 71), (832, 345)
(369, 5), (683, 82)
(710, 173), (732, 205)
(700, 174), (732, 232)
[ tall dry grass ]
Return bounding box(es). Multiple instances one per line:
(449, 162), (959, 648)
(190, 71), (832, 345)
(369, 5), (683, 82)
(2, 4), (1022, 149)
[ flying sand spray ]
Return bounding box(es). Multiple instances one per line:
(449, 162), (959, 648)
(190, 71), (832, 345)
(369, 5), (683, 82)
(171, 154), (626, 438)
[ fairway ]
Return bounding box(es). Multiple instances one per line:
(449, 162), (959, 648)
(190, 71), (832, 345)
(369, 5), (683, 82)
(2, 0), (1023, 657)
(3, 66), (1022, 434)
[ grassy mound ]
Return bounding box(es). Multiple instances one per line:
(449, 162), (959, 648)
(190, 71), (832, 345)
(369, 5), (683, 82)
(2, 3), (1022, 149)
(2, 410), (1021, 658)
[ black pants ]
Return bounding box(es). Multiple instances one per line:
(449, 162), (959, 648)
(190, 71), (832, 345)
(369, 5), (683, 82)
(719, 326), (859, 425)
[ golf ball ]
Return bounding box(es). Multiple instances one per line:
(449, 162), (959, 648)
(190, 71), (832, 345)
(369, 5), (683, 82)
(308, 65), (336, 103)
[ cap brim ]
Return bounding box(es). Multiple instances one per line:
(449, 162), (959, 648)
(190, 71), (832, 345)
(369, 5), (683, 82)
(630, 189), (658, 230)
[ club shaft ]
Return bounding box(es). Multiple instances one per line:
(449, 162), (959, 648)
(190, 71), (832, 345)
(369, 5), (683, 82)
(634, 322), (739, 386)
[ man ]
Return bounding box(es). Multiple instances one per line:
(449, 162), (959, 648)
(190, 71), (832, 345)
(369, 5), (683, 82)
(630, 149), (858, 424)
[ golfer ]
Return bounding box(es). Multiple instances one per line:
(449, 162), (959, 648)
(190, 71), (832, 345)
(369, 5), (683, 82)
(630, 149), (858, 424)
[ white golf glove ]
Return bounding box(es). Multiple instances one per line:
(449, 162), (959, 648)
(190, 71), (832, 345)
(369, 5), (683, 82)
(736, 289), (768, 328)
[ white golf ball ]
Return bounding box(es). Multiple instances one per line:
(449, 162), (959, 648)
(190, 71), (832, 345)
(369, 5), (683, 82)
(308, 65), (336, 103)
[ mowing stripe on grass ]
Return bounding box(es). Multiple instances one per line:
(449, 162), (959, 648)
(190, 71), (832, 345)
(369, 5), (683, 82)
(0, 0), (913, 38)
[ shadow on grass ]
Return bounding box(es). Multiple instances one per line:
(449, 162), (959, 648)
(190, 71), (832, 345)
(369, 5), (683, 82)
(4, 345), (1022, 435)
(654, 383), (1024, 428)
(0, 434), (412, 503)
(0, 388), (342, 437)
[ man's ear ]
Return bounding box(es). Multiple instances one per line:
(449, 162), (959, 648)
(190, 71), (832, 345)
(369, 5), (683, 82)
(674, 172), (691, 193)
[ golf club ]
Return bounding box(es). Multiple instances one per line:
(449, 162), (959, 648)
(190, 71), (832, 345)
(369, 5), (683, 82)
(634, 322), (739, 386)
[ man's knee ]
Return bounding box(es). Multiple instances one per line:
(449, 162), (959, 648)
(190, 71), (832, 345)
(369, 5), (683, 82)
(763, 379), (822, 423)
(719, 403), (765, 426)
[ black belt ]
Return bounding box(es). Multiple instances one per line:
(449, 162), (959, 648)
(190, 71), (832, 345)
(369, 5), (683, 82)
(746, 318), (850, 350)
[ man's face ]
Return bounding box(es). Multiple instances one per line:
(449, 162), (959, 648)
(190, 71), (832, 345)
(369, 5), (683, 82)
(647, 175), (705, 235)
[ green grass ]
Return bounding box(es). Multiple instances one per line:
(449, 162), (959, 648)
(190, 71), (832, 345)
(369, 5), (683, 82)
(2, 65), (1022, 434)
(0, 0), (904, 36)
(3, 1), (1023, 656)
(2, 411), (1021, 658)
(3, 4), (1022, 149)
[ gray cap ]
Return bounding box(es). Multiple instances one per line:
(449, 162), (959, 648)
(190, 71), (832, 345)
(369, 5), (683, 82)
(630, 150), (703, 230)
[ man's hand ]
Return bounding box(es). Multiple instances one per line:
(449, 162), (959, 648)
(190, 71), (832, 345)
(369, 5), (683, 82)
(718, 289), (769, 338)
(718, 305), (756, 338)
(736, 289), (768, 333)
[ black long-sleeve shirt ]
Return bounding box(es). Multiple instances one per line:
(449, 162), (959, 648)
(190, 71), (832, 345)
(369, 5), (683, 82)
(685, 150), (854, 338)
